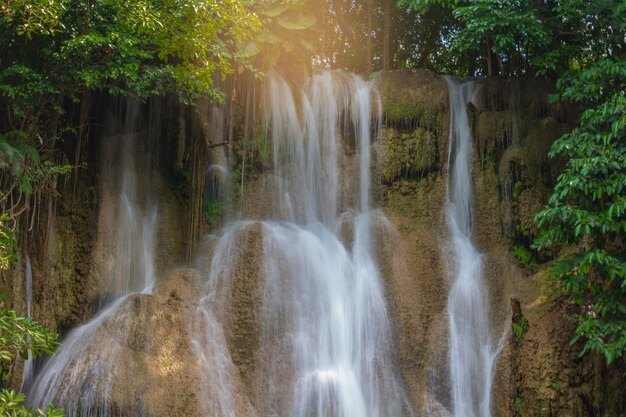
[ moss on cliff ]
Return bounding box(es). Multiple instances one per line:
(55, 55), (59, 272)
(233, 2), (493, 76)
(379, 69), (448, 135)
(381, 128), (439, 183)
(509, 270), (626, 417)
(378, 69), (449, 190)
(34, 181), (99, 332)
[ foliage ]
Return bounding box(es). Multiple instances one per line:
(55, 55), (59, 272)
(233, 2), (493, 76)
(398, 0), (455, 13)
(0, 297), (63, 416)
(203, 193), (225, 226)
(0, 129), (74, 238)
(387, 0), (461, 73)
(399, 0), (551, 76)
(0, 132), (73, 197)
(0, 209), (62, 415)
(0, 303), (59, 365)
(451, 0), (550, 74)
(534, 90), (626, 363)
(549, 380), (561, 392)
(1, 0), (261, 135)
(0, 389), (63, 417)
(0, 214), (17, 270)
(393, 4), (468, 74)
(512, 245), (535, 269)
(0, 0), (67, 38)
(405, 0), (626, 367)
(511, 315), (528, 341)
(533, 5), (625, 364)
(402, 0), (626, 367)
(0, 0), (260, 240)
(1, 0), (261, 104)
(398, 0), (625, 77)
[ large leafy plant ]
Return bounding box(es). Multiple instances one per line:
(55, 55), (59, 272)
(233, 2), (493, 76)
(0, 300), (64, 416)
(534, 59), (626, 364)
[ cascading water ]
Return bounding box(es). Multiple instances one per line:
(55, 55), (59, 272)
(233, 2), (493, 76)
(444, 76), (497, 417)
(21, 254), (34, 392)
(20, 73), (411, 417)
(27, 101), (158, 416)
(194, 71), (412, 417)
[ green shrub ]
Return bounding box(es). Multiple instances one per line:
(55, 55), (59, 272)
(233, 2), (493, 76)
(0, 298), (64, 416)
(512, 316), (528, 341)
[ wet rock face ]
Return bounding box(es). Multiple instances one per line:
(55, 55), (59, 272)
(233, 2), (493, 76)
(46, 270), (206, 417)
(374, 174), (451, 413)
(381, 127), (439, 182)
(469, 79), (580, 255)
(44, 267), (255, 417)
(379, 69), (448, 135)
(378, 69), (449, 184)
(509, 289), (626, 417)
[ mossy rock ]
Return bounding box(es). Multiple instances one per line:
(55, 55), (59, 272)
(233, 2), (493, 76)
(379, 69), (448, 135)
(381, 127), (439, 183)
(474, 110), (512, 163)
(475, 78), (580, 126)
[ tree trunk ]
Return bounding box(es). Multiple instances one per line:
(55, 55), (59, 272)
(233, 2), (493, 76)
(73, 91), (92, 197)
(496, 53), (504, 77)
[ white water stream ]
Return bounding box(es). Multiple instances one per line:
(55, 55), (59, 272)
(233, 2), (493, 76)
(444, 77), (498, 417)
(20, 254), (34, 393)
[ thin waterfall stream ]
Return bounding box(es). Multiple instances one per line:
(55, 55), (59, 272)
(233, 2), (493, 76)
(21, 254), (34, 393)
(27, 101), (158, 416)
(444, 76), (498, 417)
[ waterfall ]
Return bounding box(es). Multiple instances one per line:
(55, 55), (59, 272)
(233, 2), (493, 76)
(444, 76), (497, 417)
(27, 100), (158, 416)
(20, 254), (34, 392)
(23, 73), (411, 416)
(195, 71), (412, 417)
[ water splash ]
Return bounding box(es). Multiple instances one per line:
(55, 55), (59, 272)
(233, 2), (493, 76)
(27, 101), (158, 416)
(444, 76), (498, 417)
